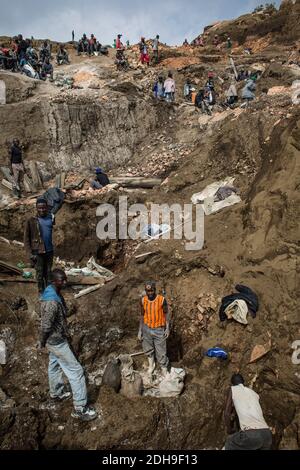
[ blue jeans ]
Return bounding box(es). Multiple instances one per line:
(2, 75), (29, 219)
(165, 92), (174, 103)
(47, 341), (87, 407)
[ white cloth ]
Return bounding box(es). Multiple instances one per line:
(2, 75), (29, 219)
(225, 299), (248, 324)
(191, 177), (241, 215)
(231, 384), (269, 431)
(164, 78), (176, 93)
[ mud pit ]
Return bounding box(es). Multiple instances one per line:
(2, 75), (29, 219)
(1, 4), (300, 450)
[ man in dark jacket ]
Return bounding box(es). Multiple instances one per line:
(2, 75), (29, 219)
(39, 268), (98, 421)
(39, 41), (51, 63)
(41, 57), (53, 80)
(17, 34), (28, 62)
(24, 198), (55, 293)
(10, 138), (24, 198)
(90, 167), (110, 189)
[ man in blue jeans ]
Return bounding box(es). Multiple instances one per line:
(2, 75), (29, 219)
(39, 268), (97, 421)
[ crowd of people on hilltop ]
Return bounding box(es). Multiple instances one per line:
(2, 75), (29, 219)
(114, 33), (161, 71)
(0, 34), (70, 80)
(183, 33), (233, 50)
(77, 33), (108, 56)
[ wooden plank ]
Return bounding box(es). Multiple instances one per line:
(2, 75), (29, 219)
(0, 277), (36, 283)
(0, 260), (23, 275)
(61, 172), (66, 188)
(110, 177), (162, 188)
(0, 276), (103, 286)
(55, 174), (61, 188)
(135, 251), (155, 259)
(230, 57), (238, 80)
(28, 161), (43, 189)
(74, 283), (104, 299)
(0, 167), (14, 184)
(1, 179), (13, 191)
(23, 174), (35, 193)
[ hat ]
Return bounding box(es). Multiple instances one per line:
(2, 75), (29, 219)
(95, 167), (103, 174)
(36, 197), (47, 205)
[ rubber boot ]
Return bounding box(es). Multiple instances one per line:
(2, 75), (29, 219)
(147, 356), (155, 378)
(161, 366), (169, 377)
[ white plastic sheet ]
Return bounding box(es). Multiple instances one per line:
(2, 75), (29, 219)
(191, 177), (241, 215)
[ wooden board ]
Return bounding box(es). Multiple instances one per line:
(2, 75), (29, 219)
(0, 260), (23, 275)
(28, 161), (43, 189)
(0, 167), (14, 184)
(1, 179), (13, 191)
(110, 177), (162, 188)
(0, 275), (103, 286)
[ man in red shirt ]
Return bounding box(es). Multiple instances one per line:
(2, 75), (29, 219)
(88, 34), (97, 55)
(116, 34), (123, 50)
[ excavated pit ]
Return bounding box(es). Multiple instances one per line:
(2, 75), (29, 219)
(1, 5), (300, 449)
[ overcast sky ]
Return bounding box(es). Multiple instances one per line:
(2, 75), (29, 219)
(0, 0), (281, 45)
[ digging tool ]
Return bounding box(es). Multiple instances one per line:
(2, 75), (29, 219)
(128, 348), (154, 358)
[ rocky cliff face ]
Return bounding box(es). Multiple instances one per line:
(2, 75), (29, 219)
(0, 73), (158, 175)
(46, 92), (157, 173)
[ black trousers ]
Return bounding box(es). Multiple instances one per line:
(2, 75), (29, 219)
(36, 252), (53, 293)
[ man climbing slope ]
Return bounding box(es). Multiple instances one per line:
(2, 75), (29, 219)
(224, 373), (272, 450)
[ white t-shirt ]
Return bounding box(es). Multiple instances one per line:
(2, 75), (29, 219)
(164, 78), (175, 93)
(231, 384), (269, 431)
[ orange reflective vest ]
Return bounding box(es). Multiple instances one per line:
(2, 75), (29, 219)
(142, 294), (166, 329)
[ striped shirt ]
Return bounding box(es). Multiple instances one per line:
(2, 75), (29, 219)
(142, 294), (167, 329)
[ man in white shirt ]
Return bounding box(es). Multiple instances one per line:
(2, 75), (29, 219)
(224, 373), (272, 450)
(164, 72), (176, 103)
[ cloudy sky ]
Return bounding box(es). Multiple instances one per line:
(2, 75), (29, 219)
(0, 0), (281, 45)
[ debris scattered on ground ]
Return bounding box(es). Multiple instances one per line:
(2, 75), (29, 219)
(249, 343), (271, 363)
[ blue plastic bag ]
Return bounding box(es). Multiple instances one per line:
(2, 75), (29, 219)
(205, 347), (228, 360)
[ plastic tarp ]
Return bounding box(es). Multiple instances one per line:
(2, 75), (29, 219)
(191, 177), (241, 215)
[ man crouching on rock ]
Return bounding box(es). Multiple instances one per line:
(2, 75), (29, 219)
(138, 281), (170, 378)
(39, 268), (98, 422)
